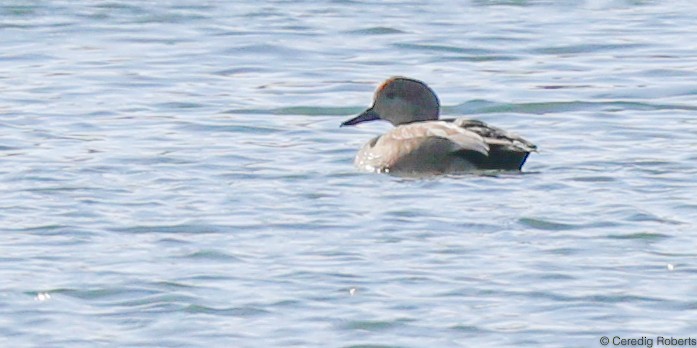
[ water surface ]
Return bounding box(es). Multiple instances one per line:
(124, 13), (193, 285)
(2, 1), (697, 347)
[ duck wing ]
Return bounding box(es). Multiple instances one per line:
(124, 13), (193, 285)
(438, 118), (536, 170)
(445, 118), (537, 153)
(386, 121), (490, 155)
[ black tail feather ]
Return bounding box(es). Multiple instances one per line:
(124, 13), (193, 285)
(456, 146), (531, 170)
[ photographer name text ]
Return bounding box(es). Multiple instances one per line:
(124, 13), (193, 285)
(600, 336), (696, 347)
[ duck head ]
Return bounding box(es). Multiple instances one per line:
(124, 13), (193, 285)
(341, 77), (440, 127)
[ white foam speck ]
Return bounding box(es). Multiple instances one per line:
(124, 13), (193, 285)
(35, 292), (51, 302)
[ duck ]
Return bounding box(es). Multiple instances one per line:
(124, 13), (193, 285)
(340, 76), (537, 175)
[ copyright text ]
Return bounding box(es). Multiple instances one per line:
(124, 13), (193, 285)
(600, 336), (696, 347)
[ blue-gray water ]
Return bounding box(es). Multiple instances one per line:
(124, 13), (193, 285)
(2, 1), (697, 347)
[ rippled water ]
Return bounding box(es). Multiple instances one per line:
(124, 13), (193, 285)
(2, 1), (697, 347)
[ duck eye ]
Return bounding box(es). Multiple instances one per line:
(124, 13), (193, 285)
(386, 92), (395, 99)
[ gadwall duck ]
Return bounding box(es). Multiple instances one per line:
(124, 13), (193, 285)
(341, 77), (537, 174)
